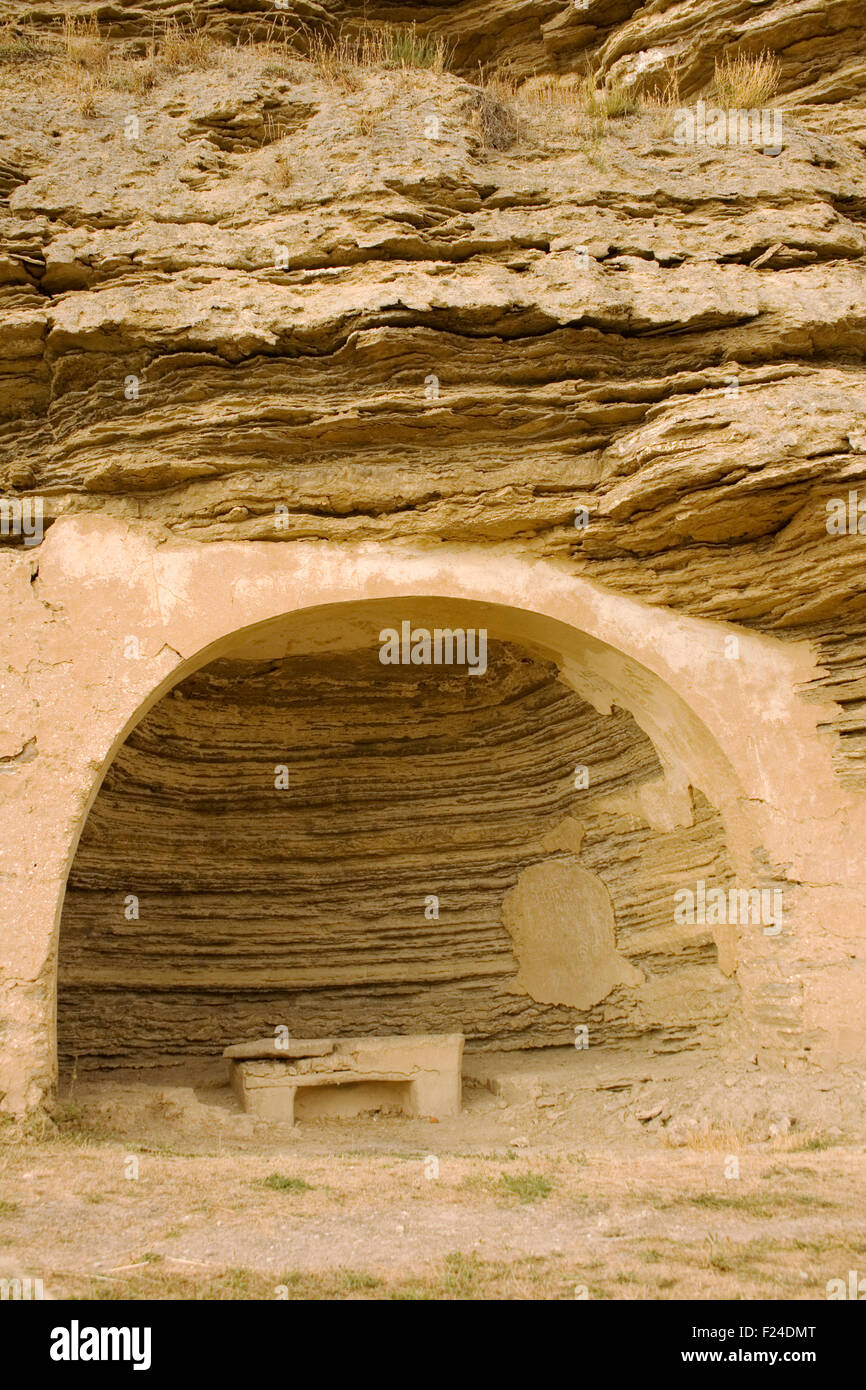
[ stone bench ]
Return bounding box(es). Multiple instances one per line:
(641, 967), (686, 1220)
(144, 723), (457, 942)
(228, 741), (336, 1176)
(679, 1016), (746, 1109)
(224, 1033), (464, 1124)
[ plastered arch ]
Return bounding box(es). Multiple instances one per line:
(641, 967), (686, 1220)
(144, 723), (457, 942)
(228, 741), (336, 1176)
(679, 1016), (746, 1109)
(1, 515), (863, 1112)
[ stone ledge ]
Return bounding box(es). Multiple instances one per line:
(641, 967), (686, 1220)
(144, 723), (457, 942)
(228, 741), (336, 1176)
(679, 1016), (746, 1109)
(227, 1033), (464, 1123)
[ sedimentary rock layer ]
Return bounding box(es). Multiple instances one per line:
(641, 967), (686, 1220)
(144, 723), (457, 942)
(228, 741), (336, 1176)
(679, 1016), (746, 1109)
(0, 19), (864, 776)
(57, 641), (733, 1066)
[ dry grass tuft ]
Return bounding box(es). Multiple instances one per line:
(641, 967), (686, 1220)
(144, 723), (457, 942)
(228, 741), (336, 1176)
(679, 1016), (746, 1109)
(464, 85), (521, 150)
(157, 19), (216, 75)
(508, 65), (659, 144)
(674, 1121), (753, 1152)
(0, 22), (47, 65)
(302, 21), (450, 88)
(104, 60), (158, 96)
(463, 62), (653, 151)
(62, 15), (110, 75)
(644, 63), (682, 109)
(49, 16), (214, 97)
(520, 73), (591, 111)
(713, 50), (781, 109)
(585, 79), (641, 122)
(355, 112), (377, 139)
(376, 22), (448, 74)
(77, 81), (99, 119)
(273, 151), (294, 188)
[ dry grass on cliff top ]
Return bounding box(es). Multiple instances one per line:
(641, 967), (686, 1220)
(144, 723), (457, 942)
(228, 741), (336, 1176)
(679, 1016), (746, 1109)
(0, 16), (784, 144)
(303, 21), (449, 88)
(0, 16), (449, 92)
(714, 51), (781, 110)
(0, 15), (219, 106)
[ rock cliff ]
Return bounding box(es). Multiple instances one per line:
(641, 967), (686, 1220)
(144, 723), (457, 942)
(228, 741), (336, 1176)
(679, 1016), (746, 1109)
(0, 2), (864, 1088)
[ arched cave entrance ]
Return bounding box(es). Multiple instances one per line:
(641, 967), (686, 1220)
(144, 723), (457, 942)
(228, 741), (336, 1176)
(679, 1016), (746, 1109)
(56, 596), (737, 1082)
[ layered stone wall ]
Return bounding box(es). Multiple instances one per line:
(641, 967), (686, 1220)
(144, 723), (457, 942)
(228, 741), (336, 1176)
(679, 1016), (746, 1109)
(57, 641), (733, 1066)
(0, 2), (865, 1111)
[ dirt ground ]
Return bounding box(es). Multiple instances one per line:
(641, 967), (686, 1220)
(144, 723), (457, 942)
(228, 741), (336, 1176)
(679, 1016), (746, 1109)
(2, 1045), (865, 1300)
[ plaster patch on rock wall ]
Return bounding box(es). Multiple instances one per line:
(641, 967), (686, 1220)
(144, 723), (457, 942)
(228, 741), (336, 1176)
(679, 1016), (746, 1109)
(501, 853), (644, 1010)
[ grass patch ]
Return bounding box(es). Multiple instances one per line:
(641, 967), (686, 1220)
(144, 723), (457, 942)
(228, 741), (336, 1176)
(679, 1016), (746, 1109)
(51, 1103), (118, 1143)
(389, 1252), (567, 1300)
(62, 14), (214, 77)
(676, 1121), (753, 1152)
(333, 1270), (382, 1293)
(520, 73), (593, 110)
(684, 1190), (837, 1216)
(0, 23), (47, 64)
(48, 16), (216, 98)
(136, 1143), (202, 1159)
(441, 1251), (485, 1296)
(378, 22), (448, 73)
(761, 1165), (818, 1179)
(790, 1235), (866, 1256)
(304, 21), (449, 88)
(258, 1174), (313, 1194)
(61, 15), (109, 75)
(518, 67), (641, 125)
(713, 51), (781, 110)
(276, 1267), (382, 1295)
(477, 62), (681, 150)
(586, 81), (640, 122)
(792, 1134), (842, 1153)
(703, 1234), (775, 1274)
(65, 1254), (588, 1301)
(460, 1173), (499, 1196)
(78, 83), (98, 119)
(499, 1171), (554, 1203)
(157, 19), (216, 75)
(88, 1264), (269, 1300)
